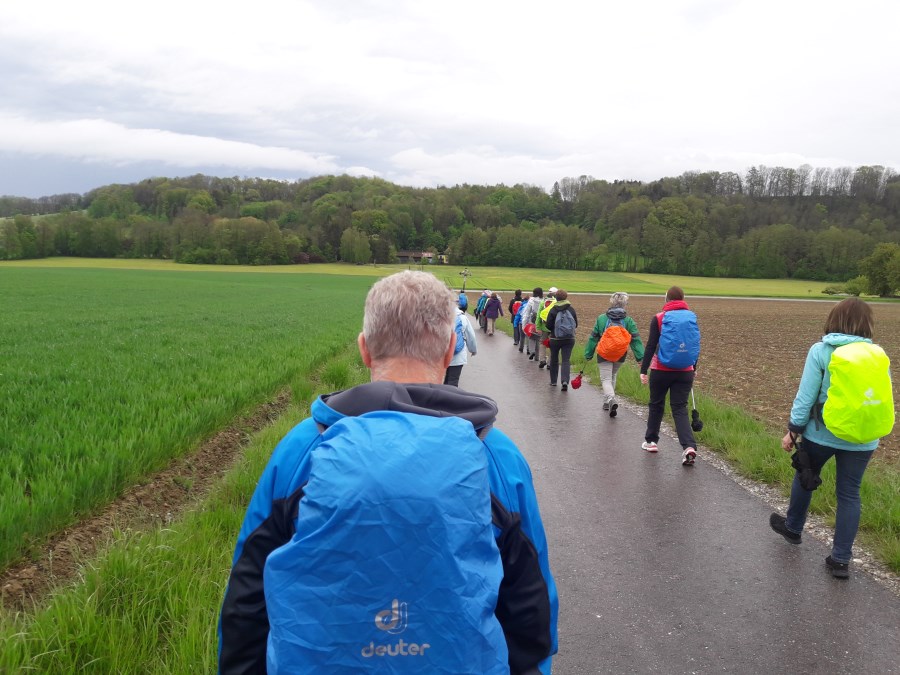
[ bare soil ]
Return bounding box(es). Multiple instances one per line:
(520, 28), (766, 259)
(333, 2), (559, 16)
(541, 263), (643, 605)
(0, 392), (290, 611)
(570, 294), (900, 466)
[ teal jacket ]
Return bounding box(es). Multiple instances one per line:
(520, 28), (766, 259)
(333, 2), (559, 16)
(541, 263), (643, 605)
(788, 333), (880, 451)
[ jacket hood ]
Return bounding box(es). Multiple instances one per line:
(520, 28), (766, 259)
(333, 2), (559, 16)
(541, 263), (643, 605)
(553, 300), (571, 309)
(662, 300), (689, 312)
(312, 381), (498, 435)
(822, 332), (873, 347)
(606, 307), (627, 321)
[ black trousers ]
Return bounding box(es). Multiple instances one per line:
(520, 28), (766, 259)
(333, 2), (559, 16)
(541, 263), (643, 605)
(444, 364), (463, 387)
(646, 369), (696, 449)
(548, 340), (575, 385)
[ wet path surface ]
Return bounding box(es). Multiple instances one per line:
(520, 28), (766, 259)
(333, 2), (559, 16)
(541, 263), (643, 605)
(459, 317), (900, 675)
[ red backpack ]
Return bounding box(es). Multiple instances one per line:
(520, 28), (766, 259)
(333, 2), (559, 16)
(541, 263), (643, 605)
(596, 316), (631, 361)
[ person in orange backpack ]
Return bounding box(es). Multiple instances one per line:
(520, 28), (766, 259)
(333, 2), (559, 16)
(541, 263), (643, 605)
(584, 292), (644, 418)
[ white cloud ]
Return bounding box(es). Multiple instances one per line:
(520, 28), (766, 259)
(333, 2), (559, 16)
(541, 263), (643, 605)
(0, 116), (338, 172)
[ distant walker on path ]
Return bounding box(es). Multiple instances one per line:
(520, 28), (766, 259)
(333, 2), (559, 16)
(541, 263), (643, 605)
(585, 291), (645, 418)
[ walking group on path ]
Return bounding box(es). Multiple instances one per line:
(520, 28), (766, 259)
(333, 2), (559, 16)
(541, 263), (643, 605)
(464, 282), (893, 576)
(217, 271), (893, 673)
(471, 284), (700, 465)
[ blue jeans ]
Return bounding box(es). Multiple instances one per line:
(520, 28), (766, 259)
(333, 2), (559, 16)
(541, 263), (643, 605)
(785, 438), (873, 564)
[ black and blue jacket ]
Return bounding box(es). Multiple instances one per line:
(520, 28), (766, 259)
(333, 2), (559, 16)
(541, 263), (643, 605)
(219, 381), (559, 674)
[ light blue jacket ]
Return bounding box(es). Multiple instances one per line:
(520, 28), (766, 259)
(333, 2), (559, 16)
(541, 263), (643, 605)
(450, 309), (478, 367)
(789, 333), (880, 451)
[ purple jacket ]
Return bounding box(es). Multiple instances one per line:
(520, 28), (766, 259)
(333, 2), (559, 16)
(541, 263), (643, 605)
(484, 297), (503, 319)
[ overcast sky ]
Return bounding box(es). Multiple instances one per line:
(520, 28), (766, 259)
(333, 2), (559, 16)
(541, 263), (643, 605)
(1, 0), (898, 198)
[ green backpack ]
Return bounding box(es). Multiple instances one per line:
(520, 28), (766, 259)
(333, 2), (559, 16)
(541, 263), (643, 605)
(822, 341), (895, 444)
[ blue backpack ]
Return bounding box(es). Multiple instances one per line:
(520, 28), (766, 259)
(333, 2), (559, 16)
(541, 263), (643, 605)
(454, 315), (467, 354)
(657, 310), (700, 368)
(263, 412), (508, 673)
(458, 293), (468, 311)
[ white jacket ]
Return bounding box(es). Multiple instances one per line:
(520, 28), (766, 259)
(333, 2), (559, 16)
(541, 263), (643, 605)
(522, 296), (543, 326)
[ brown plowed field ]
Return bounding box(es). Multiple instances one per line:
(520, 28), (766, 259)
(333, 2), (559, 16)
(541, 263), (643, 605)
(567, 294), (900, 466)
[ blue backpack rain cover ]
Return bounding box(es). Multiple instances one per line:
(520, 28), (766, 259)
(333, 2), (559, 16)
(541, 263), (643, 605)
(454, 315), (467, 354)
(458, 293), (468, 310)
(263, 412), (508, 674)
(658, 310), (700, 368)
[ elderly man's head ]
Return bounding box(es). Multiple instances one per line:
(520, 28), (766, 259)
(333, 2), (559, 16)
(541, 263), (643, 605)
(361, 271), (456, 373)
(609, 292), (629, 309)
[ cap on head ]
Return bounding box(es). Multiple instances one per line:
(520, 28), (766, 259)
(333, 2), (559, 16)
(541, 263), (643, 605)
(548, 286), (558, 294)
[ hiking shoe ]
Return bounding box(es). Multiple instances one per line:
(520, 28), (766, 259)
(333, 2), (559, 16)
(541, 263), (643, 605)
(825, 555), (850, 579)
(538, 361), (546, 369)
(602, 402), (609, 411)
(609, 403), (618, 418)
(641, 441), (658, 453)
(769, 513), (801, 545)
(528, 353), (535, 360)
(681, 447), (696, 466)
(561, 383), (568, 392)
(550, 382), (557, 387)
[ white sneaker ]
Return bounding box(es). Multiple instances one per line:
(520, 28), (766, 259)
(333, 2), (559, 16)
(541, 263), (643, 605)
(682, 447), (697, 466)
(641, 441), (658, 453)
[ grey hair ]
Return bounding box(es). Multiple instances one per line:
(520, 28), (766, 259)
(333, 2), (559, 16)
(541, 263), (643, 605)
(363, 271), (456, 363)
(609, 292), (629, 308)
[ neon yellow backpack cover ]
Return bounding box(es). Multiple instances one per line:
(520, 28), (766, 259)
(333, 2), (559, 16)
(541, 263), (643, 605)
(823, 342), (895, 444)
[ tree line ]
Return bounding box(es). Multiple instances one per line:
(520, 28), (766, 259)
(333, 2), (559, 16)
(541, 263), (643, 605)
(2, 166), (899, 288)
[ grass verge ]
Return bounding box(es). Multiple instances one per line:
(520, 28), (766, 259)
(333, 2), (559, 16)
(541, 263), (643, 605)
(0, 347), (370, 672)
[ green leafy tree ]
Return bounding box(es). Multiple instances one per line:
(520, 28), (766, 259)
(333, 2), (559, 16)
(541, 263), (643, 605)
(1, 220), (22, 259)
(87, 188), (139, 219)
(188, 191), (217, 214)
(453, 227), (490, 264)
(340, 227), (372, 264)
(860, 243), (900, 296)
(14, 215), (38, 258)
(844, 275), (868, 296)
(93, 218), (121, 257)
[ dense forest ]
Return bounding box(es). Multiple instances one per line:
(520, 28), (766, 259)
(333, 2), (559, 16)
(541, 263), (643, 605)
(2, 165), (900, 287)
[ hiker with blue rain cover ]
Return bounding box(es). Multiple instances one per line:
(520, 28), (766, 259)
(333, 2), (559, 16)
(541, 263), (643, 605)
(219, 271), (558, 674)
(639, 286), (701, 465)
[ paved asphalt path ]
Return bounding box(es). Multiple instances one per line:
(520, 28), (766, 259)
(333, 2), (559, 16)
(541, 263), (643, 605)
(459, 317), (900, 675)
